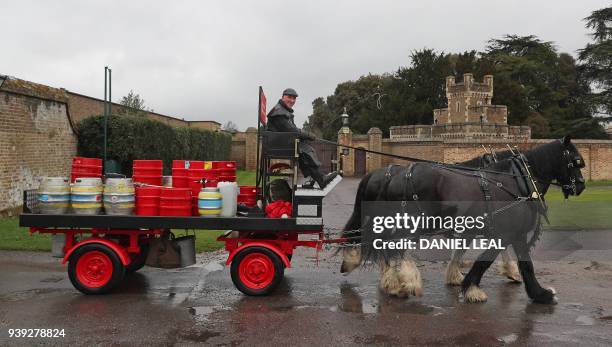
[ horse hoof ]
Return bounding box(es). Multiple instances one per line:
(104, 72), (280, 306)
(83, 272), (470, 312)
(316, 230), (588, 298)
(497, 261), (522, 283)
(398, 283), (423, 297)
(340, 247), (362, 274)
(532, 287), (557, 305)
(463, 285), (488, 303)
(446, 270), (464, 286)
(506, 273), (522, 283)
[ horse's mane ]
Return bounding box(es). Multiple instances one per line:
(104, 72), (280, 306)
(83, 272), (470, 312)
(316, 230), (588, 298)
(464, 140), (561, 175)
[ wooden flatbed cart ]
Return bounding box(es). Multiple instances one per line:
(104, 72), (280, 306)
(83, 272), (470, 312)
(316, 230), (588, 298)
(19, 212), (325, 296)
(18, 90), (343, 295)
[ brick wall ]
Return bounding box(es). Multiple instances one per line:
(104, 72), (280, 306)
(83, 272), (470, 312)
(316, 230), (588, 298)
(67, 92), (188, 128)
(0, 89), (77, 215)
(343, 132), (612, 180)
(230, 132), (246, 169)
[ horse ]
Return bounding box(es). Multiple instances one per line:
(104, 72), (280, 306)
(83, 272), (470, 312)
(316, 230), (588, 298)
(448, 149), (523, 285)
(339, 137), (585, 304)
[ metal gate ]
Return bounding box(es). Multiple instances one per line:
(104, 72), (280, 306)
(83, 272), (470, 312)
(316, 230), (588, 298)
(312, 140), (337, 173)
(354, 147), (366, 176)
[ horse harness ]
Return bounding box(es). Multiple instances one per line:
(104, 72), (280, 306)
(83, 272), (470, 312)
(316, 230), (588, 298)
(377, 152), (546, 236)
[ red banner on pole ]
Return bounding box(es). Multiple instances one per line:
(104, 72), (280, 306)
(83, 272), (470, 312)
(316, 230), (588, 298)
(259, 87), (267, 126)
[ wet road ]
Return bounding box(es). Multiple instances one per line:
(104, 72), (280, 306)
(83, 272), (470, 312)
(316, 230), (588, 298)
(1, 178), (612, 346)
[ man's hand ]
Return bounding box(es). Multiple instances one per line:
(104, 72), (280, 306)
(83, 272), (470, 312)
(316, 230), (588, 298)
(299, 130), (316, 141)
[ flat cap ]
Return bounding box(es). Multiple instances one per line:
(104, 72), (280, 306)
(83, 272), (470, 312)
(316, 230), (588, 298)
(282, 88), (298, 97)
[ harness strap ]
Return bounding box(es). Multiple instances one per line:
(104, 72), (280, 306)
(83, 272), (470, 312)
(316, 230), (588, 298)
(478, 171), (494, 234)
(376, 164), (398, 200)
(400, 163), (423, 214)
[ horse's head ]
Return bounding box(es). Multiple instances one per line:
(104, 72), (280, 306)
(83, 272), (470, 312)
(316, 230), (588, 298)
(555, 136), (586, 198)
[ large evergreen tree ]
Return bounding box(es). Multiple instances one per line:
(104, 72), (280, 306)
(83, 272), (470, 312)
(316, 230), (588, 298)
(306, 11), (611, 140)
(579, 6), (612, 121)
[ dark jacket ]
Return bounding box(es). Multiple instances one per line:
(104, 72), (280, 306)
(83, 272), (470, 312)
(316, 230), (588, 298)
(266, 100), (321, 167)
(266, 100), (312, 139)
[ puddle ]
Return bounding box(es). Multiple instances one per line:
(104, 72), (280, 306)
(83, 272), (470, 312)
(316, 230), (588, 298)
(204, 262), (224, 272)
(575, 315), (595, 326)
(188, 305), (230, 324)
(498, 333), (518, 344)
(564, 302), (584, 310)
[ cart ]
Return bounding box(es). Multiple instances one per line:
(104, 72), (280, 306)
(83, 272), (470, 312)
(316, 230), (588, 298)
(18, 89), (343, 296)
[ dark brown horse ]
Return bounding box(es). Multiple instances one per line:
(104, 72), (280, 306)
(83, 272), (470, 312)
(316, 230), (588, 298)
(340, 137), (585, 304)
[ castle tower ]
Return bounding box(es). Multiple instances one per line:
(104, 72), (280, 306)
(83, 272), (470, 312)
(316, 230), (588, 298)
(433, 73), (507, 125)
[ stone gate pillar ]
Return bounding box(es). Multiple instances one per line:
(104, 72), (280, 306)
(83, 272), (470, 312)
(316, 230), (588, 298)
(337, 126), (354, 176)
(245, 127), (258, 171)
(367, 127), (382, 173)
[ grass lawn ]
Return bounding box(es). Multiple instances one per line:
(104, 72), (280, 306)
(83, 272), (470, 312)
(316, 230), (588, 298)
(1, 174), (610, 252)
(544, 183), (612, 230)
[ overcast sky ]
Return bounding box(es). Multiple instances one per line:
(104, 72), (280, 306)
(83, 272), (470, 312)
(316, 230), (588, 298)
(2, 1), (609, 130)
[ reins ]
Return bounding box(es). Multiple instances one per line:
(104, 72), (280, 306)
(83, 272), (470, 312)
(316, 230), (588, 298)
(316, 138), (528, 179)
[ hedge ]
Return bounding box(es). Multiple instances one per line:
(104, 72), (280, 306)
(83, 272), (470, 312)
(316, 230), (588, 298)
(76, 114), (232, 175)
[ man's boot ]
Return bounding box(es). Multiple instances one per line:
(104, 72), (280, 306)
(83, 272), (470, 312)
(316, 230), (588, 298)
(312, 171), (338, 190)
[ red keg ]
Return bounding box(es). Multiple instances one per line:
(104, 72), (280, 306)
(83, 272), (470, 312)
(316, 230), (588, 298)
(238, 185), (258, 207)
(172, 160), (189, 188)
(212, 161), (237, 175)
(159, 187), (192, 216)
(135, 186), (161, 216)
(133, 160), (163, 185)
(71, 157), (103, 182)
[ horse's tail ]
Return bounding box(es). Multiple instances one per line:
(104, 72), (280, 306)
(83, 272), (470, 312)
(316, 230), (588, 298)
(338, 173), (372, 272)
(342, 172), (372, 236)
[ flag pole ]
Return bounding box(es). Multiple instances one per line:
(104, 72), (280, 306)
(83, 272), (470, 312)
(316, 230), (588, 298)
(255, 86), (262, 190)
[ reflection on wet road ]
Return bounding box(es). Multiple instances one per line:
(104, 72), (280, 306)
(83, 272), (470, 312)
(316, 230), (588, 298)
(0, 178), (611, 345)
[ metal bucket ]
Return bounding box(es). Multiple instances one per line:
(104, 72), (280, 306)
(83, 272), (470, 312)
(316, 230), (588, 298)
(51, 234), (66, 258)
(38, 177), (70, 214)
(71, 177), (103, 215)
(174, 235), (196, 267)
(103, 178), (135, 215)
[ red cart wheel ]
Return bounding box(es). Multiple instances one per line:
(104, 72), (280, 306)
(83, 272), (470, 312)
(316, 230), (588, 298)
(230, 246), (284, 296)
(68, 243), (125, 294)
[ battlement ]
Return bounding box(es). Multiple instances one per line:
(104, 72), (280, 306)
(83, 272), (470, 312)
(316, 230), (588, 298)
(434, 73), (508, 125)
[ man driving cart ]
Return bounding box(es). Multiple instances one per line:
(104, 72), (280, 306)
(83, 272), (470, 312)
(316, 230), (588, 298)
(266, 88), (338, 189)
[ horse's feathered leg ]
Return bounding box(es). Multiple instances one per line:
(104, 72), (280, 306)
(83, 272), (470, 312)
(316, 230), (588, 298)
(461, 248), (502, 303)
(496, 248), (521, 283)
(340, 173), (372, 274)
(379, 256), (422, 298)
(446, 248), (466, 286)
(513, 240), (557, 304)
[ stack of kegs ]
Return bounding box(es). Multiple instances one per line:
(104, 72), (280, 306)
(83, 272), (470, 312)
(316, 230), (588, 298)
(71, 177), (103, 215)
(103, 178), (135, 215)
(135, 186), (161, 216)
(213, 161), (236, 182)
(133, 160), (163, 185)
(38, 177), (71, 214)
(71, 157), (102, 183)
(159, 187), (192, 216)
(238, 186), (258, 207)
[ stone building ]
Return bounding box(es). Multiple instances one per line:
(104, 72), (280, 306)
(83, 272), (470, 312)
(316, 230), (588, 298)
(390, 73), (530, 141)
(332, 73), (612, 180)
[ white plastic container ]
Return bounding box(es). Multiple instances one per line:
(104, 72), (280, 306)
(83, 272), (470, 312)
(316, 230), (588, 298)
(217, 181), (238, 217)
